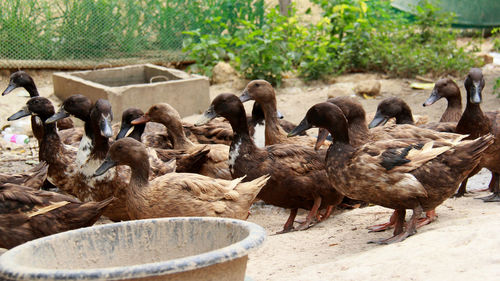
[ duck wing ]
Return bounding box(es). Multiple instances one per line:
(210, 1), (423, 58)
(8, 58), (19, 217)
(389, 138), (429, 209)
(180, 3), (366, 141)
(0, 161), (48, 189)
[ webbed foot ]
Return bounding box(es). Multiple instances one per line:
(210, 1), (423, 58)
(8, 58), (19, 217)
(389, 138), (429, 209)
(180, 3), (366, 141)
(477, 193), (500, 202)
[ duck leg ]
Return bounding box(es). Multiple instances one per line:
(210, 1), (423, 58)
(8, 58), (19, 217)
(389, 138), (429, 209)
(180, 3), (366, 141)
(367, 210), (398, 232)
(417, 209), (437, 227)
(454, 177), (469, 198)
(295, 197), (322, 231)
(276, 208), (298, 234)
(316, 205), (334, 222)
(368, 209), (405, 244)
(454, 166), (481, 197)
(477, 173), (500, 202)
(371, 206), (422, 245)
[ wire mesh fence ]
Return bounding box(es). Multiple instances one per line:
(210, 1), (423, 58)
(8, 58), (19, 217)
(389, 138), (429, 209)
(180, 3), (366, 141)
(0, 0), (264, 69)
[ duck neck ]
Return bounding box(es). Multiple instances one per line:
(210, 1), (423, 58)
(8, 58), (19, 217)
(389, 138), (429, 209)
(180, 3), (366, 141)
(456, 89), (487, 136)
(83, 118), (94, 140)
(129, 159), (150, 188)
(348, 116), (370, 147)
(326, 118), (355, 167)
(328, 121), (350, 145)
(90, 123), (109, 160)
(31, 116), (44, 143)
(24, 82), (39, 97)
(260, 99), (287, 145)
(159, 117), (193, 149)
(229, 110), (256, 149)
(128, 124), (145, 142)
(440, 94), (462, 122)
(39, 119), (63, 164)
(127, 159), (151, 213)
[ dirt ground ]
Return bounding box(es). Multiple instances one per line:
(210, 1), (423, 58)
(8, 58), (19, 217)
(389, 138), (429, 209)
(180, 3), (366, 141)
(0, 58), (500, 280)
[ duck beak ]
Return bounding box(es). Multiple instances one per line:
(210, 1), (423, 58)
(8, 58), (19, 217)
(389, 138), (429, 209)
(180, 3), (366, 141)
(131, 114), (150, 125)
(470, 81), (482, 104)
(276, 110), (284, 119)
(423, 89), (441, 107)
(46, 108), (70, 124)
(2, 83), (17, 96)
(100, 115), (113, 138)
(368, 112), (388, 128)
(239, 88), (252, 103)
(7, 106), (31, 121)
(195, 105), (217, 126)
(288, 117), (312, 137)
(315, 128), (329, 151)
(93, 156), (117, 177)
(116, 123), (132, 140)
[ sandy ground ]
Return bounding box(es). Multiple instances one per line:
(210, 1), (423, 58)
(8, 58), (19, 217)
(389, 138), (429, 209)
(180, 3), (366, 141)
(0, 60), (500, 280)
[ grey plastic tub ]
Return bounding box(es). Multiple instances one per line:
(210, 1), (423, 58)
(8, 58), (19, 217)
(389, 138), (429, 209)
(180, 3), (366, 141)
(0, 217), (266, 281)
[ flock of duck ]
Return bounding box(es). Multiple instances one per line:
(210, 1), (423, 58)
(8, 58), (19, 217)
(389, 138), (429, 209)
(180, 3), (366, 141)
(0, 67), (499, 250)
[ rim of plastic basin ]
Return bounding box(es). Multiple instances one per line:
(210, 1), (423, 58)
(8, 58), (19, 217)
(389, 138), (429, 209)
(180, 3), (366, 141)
(0, 217), (266, 280)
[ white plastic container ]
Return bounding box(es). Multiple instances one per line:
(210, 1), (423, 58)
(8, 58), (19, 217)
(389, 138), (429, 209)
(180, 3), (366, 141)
(2, 133), (29, 144)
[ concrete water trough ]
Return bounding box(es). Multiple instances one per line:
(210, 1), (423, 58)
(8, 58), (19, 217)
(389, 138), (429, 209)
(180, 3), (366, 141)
(53, 64), (210, 119)
(0, 217), (266, 281)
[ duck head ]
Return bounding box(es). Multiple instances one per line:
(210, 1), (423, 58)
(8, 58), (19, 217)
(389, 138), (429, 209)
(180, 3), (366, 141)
(240, 80), (275, 103)
(94, 137), (148, 176)
(368, 97), (413, 128)
(8, 97), (55, 121)
(423, 78), (460, 107)
(46, 94), (93, 124)
(289, 102), (350, 143)
(464, 68), (484, 104)
(132, 103), (181, 126)
(315, 97), (366, 150)
(2, 71), (37, 97)
(240, 80), (284, 118)
(116, 108), (145, 140)
(90, 99), (113, 138)
(196, 93), (245, 127)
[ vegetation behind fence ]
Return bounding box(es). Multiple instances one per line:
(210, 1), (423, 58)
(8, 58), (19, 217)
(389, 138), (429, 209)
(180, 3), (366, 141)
(0, 0), (264, 68)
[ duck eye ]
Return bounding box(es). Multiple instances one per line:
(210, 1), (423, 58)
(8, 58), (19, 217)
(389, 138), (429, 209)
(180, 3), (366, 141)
(152, 106), (158, 111)
(255, 83), (260, 87)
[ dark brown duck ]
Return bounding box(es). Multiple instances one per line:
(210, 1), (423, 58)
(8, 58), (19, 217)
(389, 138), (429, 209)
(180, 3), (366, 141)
(290, 101), (493, 244)
(197, 93), (343, 233)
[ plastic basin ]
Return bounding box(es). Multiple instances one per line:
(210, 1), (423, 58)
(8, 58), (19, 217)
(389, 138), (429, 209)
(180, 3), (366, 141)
(0, 217), (266, 281)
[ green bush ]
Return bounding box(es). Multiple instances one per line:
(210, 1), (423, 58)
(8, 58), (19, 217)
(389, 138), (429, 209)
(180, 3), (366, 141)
(183, 0), (479, 84)
(492, 28), (500, 52)
(184, 6), (303, 85)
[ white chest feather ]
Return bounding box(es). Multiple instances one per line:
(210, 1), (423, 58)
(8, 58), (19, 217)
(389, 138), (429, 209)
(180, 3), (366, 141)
(82, 157), (113, 186)
(76, 135), (92, 168)
(252, 122), (266, 148)
(228, 140), (241, 174)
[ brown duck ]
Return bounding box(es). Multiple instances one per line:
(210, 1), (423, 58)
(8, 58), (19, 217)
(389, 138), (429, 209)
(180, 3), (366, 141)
(197, 93), (343, 233)
(2, 70), (74, 131)
(289, 102), (493, 244)
(423, 77), (463, 122)
(8, 97), (128, 221)
(116, 107), (210, 175)
(368, 97), (456, 133)
(318, 96), (467, 231)
(132, 103), (232, 180)
(94, 138), (269, 220)
(240, 80), (327, 148)
(0, 183), (113, 249)
(452, 68), (500, 200)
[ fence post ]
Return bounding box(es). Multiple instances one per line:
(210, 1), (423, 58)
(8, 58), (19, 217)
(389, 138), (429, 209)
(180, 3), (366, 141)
(279, 0), (291, 16)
